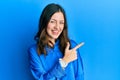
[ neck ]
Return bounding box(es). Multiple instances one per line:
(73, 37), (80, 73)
(48, 38), (55, 47)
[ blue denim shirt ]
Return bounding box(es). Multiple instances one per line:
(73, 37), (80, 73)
(28, 40), (84, 80)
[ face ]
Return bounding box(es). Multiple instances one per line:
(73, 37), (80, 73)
(47, 12), (64, 42)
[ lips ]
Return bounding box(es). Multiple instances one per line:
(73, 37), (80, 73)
(52, 30), (59, 35)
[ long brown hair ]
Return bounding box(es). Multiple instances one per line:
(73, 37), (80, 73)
(34, 3), (70, 55)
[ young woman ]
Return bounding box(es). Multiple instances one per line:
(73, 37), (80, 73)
(28, 3), (84, 80)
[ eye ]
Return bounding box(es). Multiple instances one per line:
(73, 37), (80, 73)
(60, 21), (64, 24)
(50, 20), (55, 23)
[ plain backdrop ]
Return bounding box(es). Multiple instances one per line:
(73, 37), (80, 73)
(0, 0), (120, 80)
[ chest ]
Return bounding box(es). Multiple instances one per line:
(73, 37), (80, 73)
(39, 48), (63, 72)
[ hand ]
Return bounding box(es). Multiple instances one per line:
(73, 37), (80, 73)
(62, 42), (84, 64)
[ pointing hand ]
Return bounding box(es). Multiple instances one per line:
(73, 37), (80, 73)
(62, 42), (84, 64)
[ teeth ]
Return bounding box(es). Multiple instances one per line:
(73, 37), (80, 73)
(52, 30), (59, 35)
(53, 30), (58, 33)
(53, 31), (58, 32)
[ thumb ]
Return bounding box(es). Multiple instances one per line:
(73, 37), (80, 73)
(65, 42), (70, 51)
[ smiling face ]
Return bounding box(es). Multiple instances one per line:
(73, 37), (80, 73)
(46, 12), (64, 42)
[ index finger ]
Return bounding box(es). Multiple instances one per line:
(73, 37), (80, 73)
(73, 42), (85, 50)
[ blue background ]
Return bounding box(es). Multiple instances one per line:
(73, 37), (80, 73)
(0, 0), (120, 80)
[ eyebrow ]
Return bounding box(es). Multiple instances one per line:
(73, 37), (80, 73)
(51, 19), (64, 22)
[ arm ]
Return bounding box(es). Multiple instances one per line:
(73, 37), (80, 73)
(75, 50), (84, 80)
(28, 47), (66, 80)
(70, 40), (84, 80)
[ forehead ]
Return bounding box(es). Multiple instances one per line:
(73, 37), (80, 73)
(51, 12), (64, 20)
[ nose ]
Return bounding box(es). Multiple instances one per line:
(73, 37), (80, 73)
(54, 22), (60, 29)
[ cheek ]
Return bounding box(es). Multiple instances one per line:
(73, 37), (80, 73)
(47, 25), (52, 32)
(47, 23), (54, 30)
(60, 26), (64, 31)
(47, 24), (51, 29)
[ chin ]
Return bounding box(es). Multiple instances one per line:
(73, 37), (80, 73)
(53, 36), (59, 39)
(52, 35), (60, 39)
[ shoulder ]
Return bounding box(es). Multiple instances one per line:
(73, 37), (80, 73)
(69, 39), (78, 49)
(28, 44), (37, 51)
(28, 44), (38, 56)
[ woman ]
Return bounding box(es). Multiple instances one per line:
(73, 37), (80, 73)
(28, 3), (84, 80)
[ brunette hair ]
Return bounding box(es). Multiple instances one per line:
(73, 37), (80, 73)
(34, 3), (70, 55)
